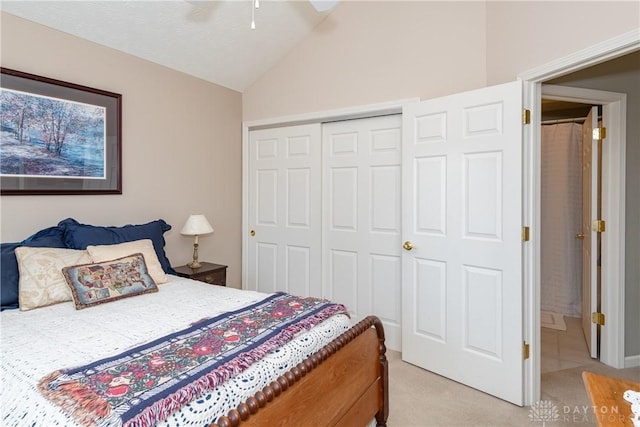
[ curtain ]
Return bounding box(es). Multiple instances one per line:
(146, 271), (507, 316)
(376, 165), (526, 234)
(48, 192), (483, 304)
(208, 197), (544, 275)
(540, 123), (583, 317)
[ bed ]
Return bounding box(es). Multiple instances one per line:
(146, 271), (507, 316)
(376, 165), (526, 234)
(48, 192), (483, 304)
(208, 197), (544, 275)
(0, 218), (388, 427)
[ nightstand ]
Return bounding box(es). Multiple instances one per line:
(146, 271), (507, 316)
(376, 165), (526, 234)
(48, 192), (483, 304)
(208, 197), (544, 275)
(173, 262), (227, 286)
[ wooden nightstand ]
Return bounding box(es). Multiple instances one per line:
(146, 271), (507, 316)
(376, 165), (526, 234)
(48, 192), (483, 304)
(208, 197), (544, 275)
(173, 262), (227, 286)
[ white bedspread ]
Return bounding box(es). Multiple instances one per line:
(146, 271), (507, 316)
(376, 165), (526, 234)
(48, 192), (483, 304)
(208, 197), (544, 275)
(0, 275), (351, 426)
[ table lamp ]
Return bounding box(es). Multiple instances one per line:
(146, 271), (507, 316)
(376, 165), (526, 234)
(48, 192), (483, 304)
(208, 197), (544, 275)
(180, 214), (214, 269)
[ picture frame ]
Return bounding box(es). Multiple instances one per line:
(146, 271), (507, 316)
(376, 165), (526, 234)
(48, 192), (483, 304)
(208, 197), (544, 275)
(1, 68), (122, 195)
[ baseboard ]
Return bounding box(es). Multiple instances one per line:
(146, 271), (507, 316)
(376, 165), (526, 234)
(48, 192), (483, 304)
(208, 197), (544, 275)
(624, 354), (640, 368)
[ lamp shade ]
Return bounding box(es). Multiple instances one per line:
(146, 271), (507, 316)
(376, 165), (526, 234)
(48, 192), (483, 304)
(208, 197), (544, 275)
(180, 214), (214, 236)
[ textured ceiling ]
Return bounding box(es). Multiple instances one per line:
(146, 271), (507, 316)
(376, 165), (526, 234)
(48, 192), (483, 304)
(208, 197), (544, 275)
(1, 1), (333, 92)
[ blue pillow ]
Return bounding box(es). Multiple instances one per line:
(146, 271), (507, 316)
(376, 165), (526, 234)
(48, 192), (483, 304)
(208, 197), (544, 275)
(1, 226), (67, 310)
(58, 218), (176, 275)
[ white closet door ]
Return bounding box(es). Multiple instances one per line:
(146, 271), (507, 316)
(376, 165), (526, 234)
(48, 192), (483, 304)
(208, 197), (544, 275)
(402, 81), (524, 405)
(323, 115), (403, 351)
(247, 124), (322, 298)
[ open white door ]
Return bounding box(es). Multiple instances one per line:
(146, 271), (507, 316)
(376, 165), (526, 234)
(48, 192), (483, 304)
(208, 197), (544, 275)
(402, 81), (524, 405)
(247, 124), (322, 297)
(581, 107), (599, 359)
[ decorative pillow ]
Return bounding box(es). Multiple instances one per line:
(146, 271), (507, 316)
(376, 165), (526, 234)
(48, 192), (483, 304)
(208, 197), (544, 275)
(58, 218), (176, 275)
(62, 253), (158, 309)
(87, 239), (168, 284)
(1, 226), (67, 311)
(14, 246), (92, 311)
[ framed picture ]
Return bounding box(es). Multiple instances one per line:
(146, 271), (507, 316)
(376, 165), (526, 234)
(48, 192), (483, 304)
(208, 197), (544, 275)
(1, 68), (122, 195)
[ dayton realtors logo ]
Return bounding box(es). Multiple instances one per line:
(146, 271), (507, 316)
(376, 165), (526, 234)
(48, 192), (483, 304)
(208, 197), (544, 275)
(529, 400), (559, 426)
(529, 400), (631, 425)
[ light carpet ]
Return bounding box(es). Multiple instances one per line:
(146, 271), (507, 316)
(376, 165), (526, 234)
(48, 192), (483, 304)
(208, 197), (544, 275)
(386, 349), (640, 426)
(541, 310), (567, 331)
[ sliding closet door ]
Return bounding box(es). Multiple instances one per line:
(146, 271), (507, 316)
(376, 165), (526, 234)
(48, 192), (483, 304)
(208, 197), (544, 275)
(322, 115), (403, 351)
(247, 124), (322, 297)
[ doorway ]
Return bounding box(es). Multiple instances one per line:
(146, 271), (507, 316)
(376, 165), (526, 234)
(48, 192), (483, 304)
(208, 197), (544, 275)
(539, 98), (601, 378)
(521, 52), (631, 402)
(536, 82), (626, 373)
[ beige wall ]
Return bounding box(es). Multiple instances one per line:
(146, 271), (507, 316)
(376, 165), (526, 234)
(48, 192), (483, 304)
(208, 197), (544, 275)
(244, 1), (639, 120)
(486, 1), (640, 85)
(0, 13), (244, 287)
(243, 1), (488, 121)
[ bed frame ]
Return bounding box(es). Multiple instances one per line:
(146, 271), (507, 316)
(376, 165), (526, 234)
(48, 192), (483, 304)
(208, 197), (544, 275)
(211, 316), (388, 427)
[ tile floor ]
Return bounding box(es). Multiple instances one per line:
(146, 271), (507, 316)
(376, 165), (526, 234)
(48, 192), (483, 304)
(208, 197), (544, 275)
(541, 314), (599, 374)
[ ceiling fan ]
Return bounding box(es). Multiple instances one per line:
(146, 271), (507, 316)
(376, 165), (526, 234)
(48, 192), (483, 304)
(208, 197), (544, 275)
(308, 0), (339, 12)
(251, 0), (340, 30)
(249, 0), (339, 28)
(186, 0), (339, 28)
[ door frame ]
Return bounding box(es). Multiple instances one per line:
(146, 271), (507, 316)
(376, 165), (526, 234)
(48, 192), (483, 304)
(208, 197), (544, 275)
(519, 29), (638, 405)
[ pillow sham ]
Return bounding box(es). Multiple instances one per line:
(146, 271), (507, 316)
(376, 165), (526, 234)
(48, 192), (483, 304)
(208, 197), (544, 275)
(1, 225), (68, 310)
(58, 218), (175, 275)
(62, 253), (158, 309)
(14, 246), (92, 311)
(87, 239), (168, 284)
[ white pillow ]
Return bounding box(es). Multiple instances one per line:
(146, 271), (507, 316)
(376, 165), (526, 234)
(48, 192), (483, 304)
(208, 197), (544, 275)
(87, 239), (168, 284)
(15, 247), (92, 311)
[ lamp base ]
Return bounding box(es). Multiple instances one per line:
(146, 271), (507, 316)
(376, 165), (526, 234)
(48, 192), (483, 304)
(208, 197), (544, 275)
(187, 261), (202, 270)
(188, 242), (201, 269)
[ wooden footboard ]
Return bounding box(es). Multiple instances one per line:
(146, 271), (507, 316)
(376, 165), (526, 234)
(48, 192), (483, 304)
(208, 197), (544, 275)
(211, 316), (388, 427)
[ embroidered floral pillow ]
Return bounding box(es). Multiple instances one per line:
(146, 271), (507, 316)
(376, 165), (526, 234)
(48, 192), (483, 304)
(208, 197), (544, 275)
(62, 253), (158, 309)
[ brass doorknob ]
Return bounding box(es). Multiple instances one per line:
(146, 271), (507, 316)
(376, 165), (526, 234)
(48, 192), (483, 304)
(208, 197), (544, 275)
(403, 241), (414, 251)
(576, 233), (584, 239)
(250, 230), (255, 236)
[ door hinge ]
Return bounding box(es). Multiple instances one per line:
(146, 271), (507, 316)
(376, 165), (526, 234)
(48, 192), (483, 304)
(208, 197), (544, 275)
(592, 312), (606, 326)
(523, 342), (530, 360)
(522, 226), (530, 242)
(593, 127), (607, 140)
(522, 109), (531, 125)
(592, 220), (606, 233)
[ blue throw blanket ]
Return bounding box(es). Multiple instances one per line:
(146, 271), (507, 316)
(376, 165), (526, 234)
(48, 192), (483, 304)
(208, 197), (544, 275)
(39, 293), (347, 427)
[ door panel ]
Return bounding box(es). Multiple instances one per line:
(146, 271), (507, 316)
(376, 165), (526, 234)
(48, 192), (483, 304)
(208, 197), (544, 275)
(415, 259), (447, 341)
(323, 115), (403, 351)
(402, 81), (524, 405)
(581, 107), (598, 359)
(256, 243), (277, 292)
(248, 124), (322, 297)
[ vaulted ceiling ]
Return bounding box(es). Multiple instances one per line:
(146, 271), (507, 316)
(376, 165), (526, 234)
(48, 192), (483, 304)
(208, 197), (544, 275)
(1, 1), (336, 92)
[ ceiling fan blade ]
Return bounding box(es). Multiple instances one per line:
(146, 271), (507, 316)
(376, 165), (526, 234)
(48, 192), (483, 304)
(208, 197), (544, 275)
(308, 0), (339, 12)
